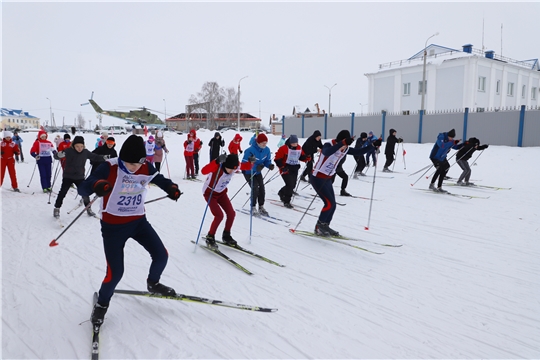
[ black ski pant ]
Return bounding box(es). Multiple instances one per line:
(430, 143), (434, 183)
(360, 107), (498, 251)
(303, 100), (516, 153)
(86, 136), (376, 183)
(54, 177), (90, 209)
(301, 159), (314, 179)
(155, 162), (161, 172)
(278, 168), (299, 204)
(384, 153), (394, 168)
(311, 175), (336, 224)
(430, 159), (450, 188)
(332, 168), (348, 190)
(457, 159), (471, 183)
(193, 152), (200, 174)
(354, 155), (366, 174)
(244, 172), (266, 207)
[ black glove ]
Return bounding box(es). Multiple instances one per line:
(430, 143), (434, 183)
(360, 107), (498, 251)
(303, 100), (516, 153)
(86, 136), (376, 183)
(93, 180), (112, 197)
(282, 165), (289, 173)
(256, 164), (264, 172)
(269, 164), (275, 171)
(239, 150), (243, 154)
(373, 139), (382, 147)
(103, 155), (110, 160)
(454, 140), (460, 145)
(166, 183), (181, 201)
(248, 154), (256, 163)
(398, 138), (403, 143)
(216, 153), (227, 164)
(342, 137), (355, 146)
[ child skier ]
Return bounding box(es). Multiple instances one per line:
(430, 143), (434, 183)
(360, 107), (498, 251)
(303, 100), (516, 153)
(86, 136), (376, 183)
(189, 129), (202, 175)
(383, 128), (403, 172)
(429, 128), (461, 193)
(311, 130), (381, 236)
(201, 153), (253, 249)
(53, 136), (107, 218)
(228, 133), (243, 155)
(90, 137), (118, 175)
(1, 131), (21, 192)
(300, 130), (323, 182)
(184, 132), (196, 179)
(208, 132), (225, 161)
(365, 131), (378, 168)
(274, 135), (309, 208)
(352, 132), (369, 178)
(79, 135), (181, 326)
(455, 137), (489, 186)
(12, 131), (24, 163)
(153, 131), (169, 172)
(145, 135), (155, 163)
(57, 134), (71, 169)
(30, 130), (56, 193)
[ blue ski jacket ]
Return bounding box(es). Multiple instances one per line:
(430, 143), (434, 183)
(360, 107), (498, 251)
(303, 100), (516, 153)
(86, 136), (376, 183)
(241, 142), (272, 175)
(430, 132), (460, 161)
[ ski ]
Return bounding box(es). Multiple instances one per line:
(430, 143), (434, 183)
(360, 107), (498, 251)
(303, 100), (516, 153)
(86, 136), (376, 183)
(91, 292), (101, 360)
(215, 240), (286, 267)
(191, 240), (253, 275)
(67, 200), (84, 214)
(268, 201), (318, 217)
(114, 289), (277, 312)
(306, 193), (346, 206)
(444, 182), (511, 190)
(347, 195), (380, 201)
(412, 188), (489, 199)
(184, 177), (203, 182)
(237, 208), (291, 226)
(289, 229), (384, 254)
(320, 232), (402, 247)
(268, 199), (315, 211)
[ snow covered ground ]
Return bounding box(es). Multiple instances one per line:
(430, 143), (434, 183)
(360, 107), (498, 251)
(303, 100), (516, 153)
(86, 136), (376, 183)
(2, 129), (539, 359)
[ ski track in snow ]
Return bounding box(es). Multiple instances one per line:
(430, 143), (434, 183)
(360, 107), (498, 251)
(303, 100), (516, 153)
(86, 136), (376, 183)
(2, 131), (540, 359)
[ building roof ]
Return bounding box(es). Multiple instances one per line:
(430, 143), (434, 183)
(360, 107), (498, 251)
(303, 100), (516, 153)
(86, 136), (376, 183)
(167, 112), (260, 121)
(1, 108), (38, 118)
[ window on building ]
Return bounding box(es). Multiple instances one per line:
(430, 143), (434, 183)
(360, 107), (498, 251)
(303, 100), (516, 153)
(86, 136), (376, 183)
(403, 83), (410, 96)
(522, 85), (526, 98)
(402, 110), (410, 115)
(532, 87), (537, 100)
(477, 107), (485, 112)
(496, 80), (501, 94)
(418, 80), (427, 95)
(507, 82), (514, 96)
(478, 77), (486, 92)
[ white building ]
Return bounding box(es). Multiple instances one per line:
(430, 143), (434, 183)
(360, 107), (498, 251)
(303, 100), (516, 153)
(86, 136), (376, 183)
(1, 108), (40, 130)
(365, 44), (540, 114)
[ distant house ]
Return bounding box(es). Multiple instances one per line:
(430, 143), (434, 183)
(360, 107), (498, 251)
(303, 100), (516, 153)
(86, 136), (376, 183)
(166, 112), (260, 132)
(1, 108), (40, 130)
(365, 44), (540, 114)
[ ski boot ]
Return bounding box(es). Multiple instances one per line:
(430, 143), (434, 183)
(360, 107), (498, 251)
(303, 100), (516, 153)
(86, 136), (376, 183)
(340, 189), (352, 197)
(429, 183), (436, 191)
(353, 173), (358, 179)
(147, 280), (176, 296)
(251, 206), (259, 216)
(258, 205), (269, 217)
(205, 234), (218, 249)
(13, 188), (20, 192)
(465, 182), (475, 186)
(87, 208), (96, 217)
(435, 187), (448, 193)
(283, 202), (294, 209)
(90, 302), (109, 326)
(382, 167), (392, 173)
(315, 220), (331, 237)
(222, 231), (238, 246)
(53, 208), (60, 219)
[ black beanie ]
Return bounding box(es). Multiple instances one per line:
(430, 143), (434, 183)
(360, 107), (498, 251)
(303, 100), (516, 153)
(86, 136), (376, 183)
(120, 135), (147, 164)
(223, 154), (239, 169)
(313, 130), (322, 137)
(64, 134), (71, 140)
(72, 136), (84, 145)
(360, 132), (368, 139)
(448, 129), (456, 138)
(336, 130), (351, 142)
(389, 128), (396, 135)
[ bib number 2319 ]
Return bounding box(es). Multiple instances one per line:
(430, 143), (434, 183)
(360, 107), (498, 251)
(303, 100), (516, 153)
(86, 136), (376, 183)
(117, 194), (143, 206)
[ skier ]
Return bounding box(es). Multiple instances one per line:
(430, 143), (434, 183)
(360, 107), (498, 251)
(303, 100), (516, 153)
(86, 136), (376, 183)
(1, 131), (21, 192)
(29, 130), (56, 193)
(201, 153), (253, 249)
(276, 134), (287, 148)
(365, 131), (378, 168)
(12, 131), (24, 163)
(241, 133), (274, 216)
(79, 134), (181, 326)
(95, 132), (108, 149)
(57, 134), (71, 169)
(53, 136), (107, 218)
(184, 132), (196, 179)
(90, 137), (118, 175)
(145, 135), (155, 163)
(153, 131), (169, 173)
(383, 128), (403, 172)
(208, 132), (225, 162)
(429, 128), (461, 193)
(228, 133), (243, 156)
(274, 135), (309, 208)
(53, 135), (63, 150)
(352, 132), (368, 178)
(189, 129), (202, 175)
(300, 130), (323, 182)
(311, 130), (381, 236)
(71, 126), (76, 136)
(455, 137), (489, 186)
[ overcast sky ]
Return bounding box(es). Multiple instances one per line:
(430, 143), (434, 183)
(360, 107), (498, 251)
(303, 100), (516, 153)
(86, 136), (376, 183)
(3, 1), (539, 127)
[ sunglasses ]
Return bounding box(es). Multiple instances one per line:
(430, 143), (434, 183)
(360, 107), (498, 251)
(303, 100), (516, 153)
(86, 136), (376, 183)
(106, 140), (115, 145)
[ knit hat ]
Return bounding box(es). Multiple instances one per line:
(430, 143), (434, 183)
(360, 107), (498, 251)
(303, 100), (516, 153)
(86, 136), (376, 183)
(72, 136), (85, 146)
(148, 135), (154, 142)
(313, 130), (322, 137)
(64, 134), (71, 140)
(289, 135), (299, 144)
(281, 134), (286, 139)
(368, 131), (374, 136)
(38, 130), (47, 139)
(3, 130), (13, 138)
(448, 129), (456, 138)
(257, 133), (268, 143)
(360, 132), (368, 139)
(336, 130), (351, 142)
(389, 128), (396, 135)
(190, 129), (197, 137)
(157, 131), (163, 138)
(119, 135), (146, 164)
(223, 154), (239, 169)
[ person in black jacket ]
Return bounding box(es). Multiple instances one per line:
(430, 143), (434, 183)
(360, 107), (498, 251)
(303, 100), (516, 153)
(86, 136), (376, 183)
(208, 132), (225, 161)
(455, 137), (488, 186)
(53, 136), (108, 218)
(91, 137), (118, 175)
(353, 132), (368, 178)
(300, 130), (323, 182)
(383, 128), (403, 172)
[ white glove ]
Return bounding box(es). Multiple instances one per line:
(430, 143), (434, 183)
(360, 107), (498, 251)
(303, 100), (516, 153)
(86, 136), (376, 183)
(103, 155), (110, 160)
(35, 155), (41, 161)
(57, 151), (66, 159)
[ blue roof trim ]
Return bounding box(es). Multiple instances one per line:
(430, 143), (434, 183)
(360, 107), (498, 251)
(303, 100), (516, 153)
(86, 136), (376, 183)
(0, 108), (38, 118)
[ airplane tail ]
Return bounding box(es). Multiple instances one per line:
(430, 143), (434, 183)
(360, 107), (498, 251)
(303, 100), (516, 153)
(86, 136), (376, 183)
(89, 99), (104, 114)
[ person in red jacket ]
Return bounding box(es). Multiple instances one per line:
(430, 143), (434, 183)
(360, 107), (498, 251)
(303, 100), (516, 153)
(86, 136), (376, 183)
(189, 129), (202, 175)
(201, 153), (253, 249)
(57, 134), (71, 169)
(1, 131), (21, 192)
(274, 135), (310, 208)
(228, 133), (243, 155)
(30, 130), (56, 192)
(184, 132), (196, 179)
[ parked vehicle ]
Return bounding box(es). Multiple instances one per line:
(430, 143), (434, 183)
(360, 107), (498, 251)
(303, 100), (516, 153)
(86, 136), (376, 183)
(106, 126), (127, 134)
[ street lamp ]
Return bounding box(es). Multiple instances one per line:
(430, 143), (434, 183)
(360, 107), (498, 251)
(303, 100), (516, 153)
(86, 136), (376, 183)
(46, 97), (52, 127)
(237, 76), (248, 131)
(163, 99), (167, 124)
(359, 103), (367, 116)
(420, 32), (439, 113)
(324, 83), (337, 117)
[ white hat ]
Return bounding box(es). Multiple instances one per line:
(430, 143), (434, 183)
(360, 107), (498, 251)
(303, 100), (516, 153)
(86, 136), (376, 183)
(3, 130), (13, 138)
(157, 131), (163, 138)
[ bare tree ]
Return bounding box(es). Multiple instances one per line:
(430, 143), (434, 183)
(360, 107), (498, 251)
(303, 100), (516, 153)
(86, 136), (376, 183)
(189, 82), (239, 130)
(76, 113), (86, 129)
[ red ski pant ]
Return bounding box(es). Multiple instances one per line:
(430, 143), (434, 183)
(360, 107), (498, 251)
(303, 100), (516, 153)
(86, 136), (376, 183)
(1, 157), (18, 189)
(184, 155), (194, 177)
(204, 191), (235, 236)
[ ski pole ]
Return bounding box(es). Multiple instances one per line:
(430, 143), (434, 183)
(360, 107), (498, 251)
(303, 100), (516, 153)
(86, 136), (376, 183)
(391, 142), (398, 172)
(365, 152), (379, 230)
(402, 143), (407, 170)
(145, 195), (169, 205)
(49, 195), (99, 247)
(425, 150), (461, 180)
(471, 149), (485, 166)
(27, 161), (38, 187)
(408, 164), (431, 177)
(48, 160), (61, 204)
(164, 152), (171, 178)
(242, 168), (271, 208)
(193, 165), (222, 249)
(249, 163), (255, 244)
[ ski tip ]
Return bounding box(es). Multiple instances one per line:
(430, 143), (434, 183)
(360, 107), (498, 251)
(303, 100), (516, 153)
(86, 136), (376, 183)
(288, 228), (295, 233)
(49, 239), (59, 247)
(410, 184), (414, 186)
(364, 227), (369, 230)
